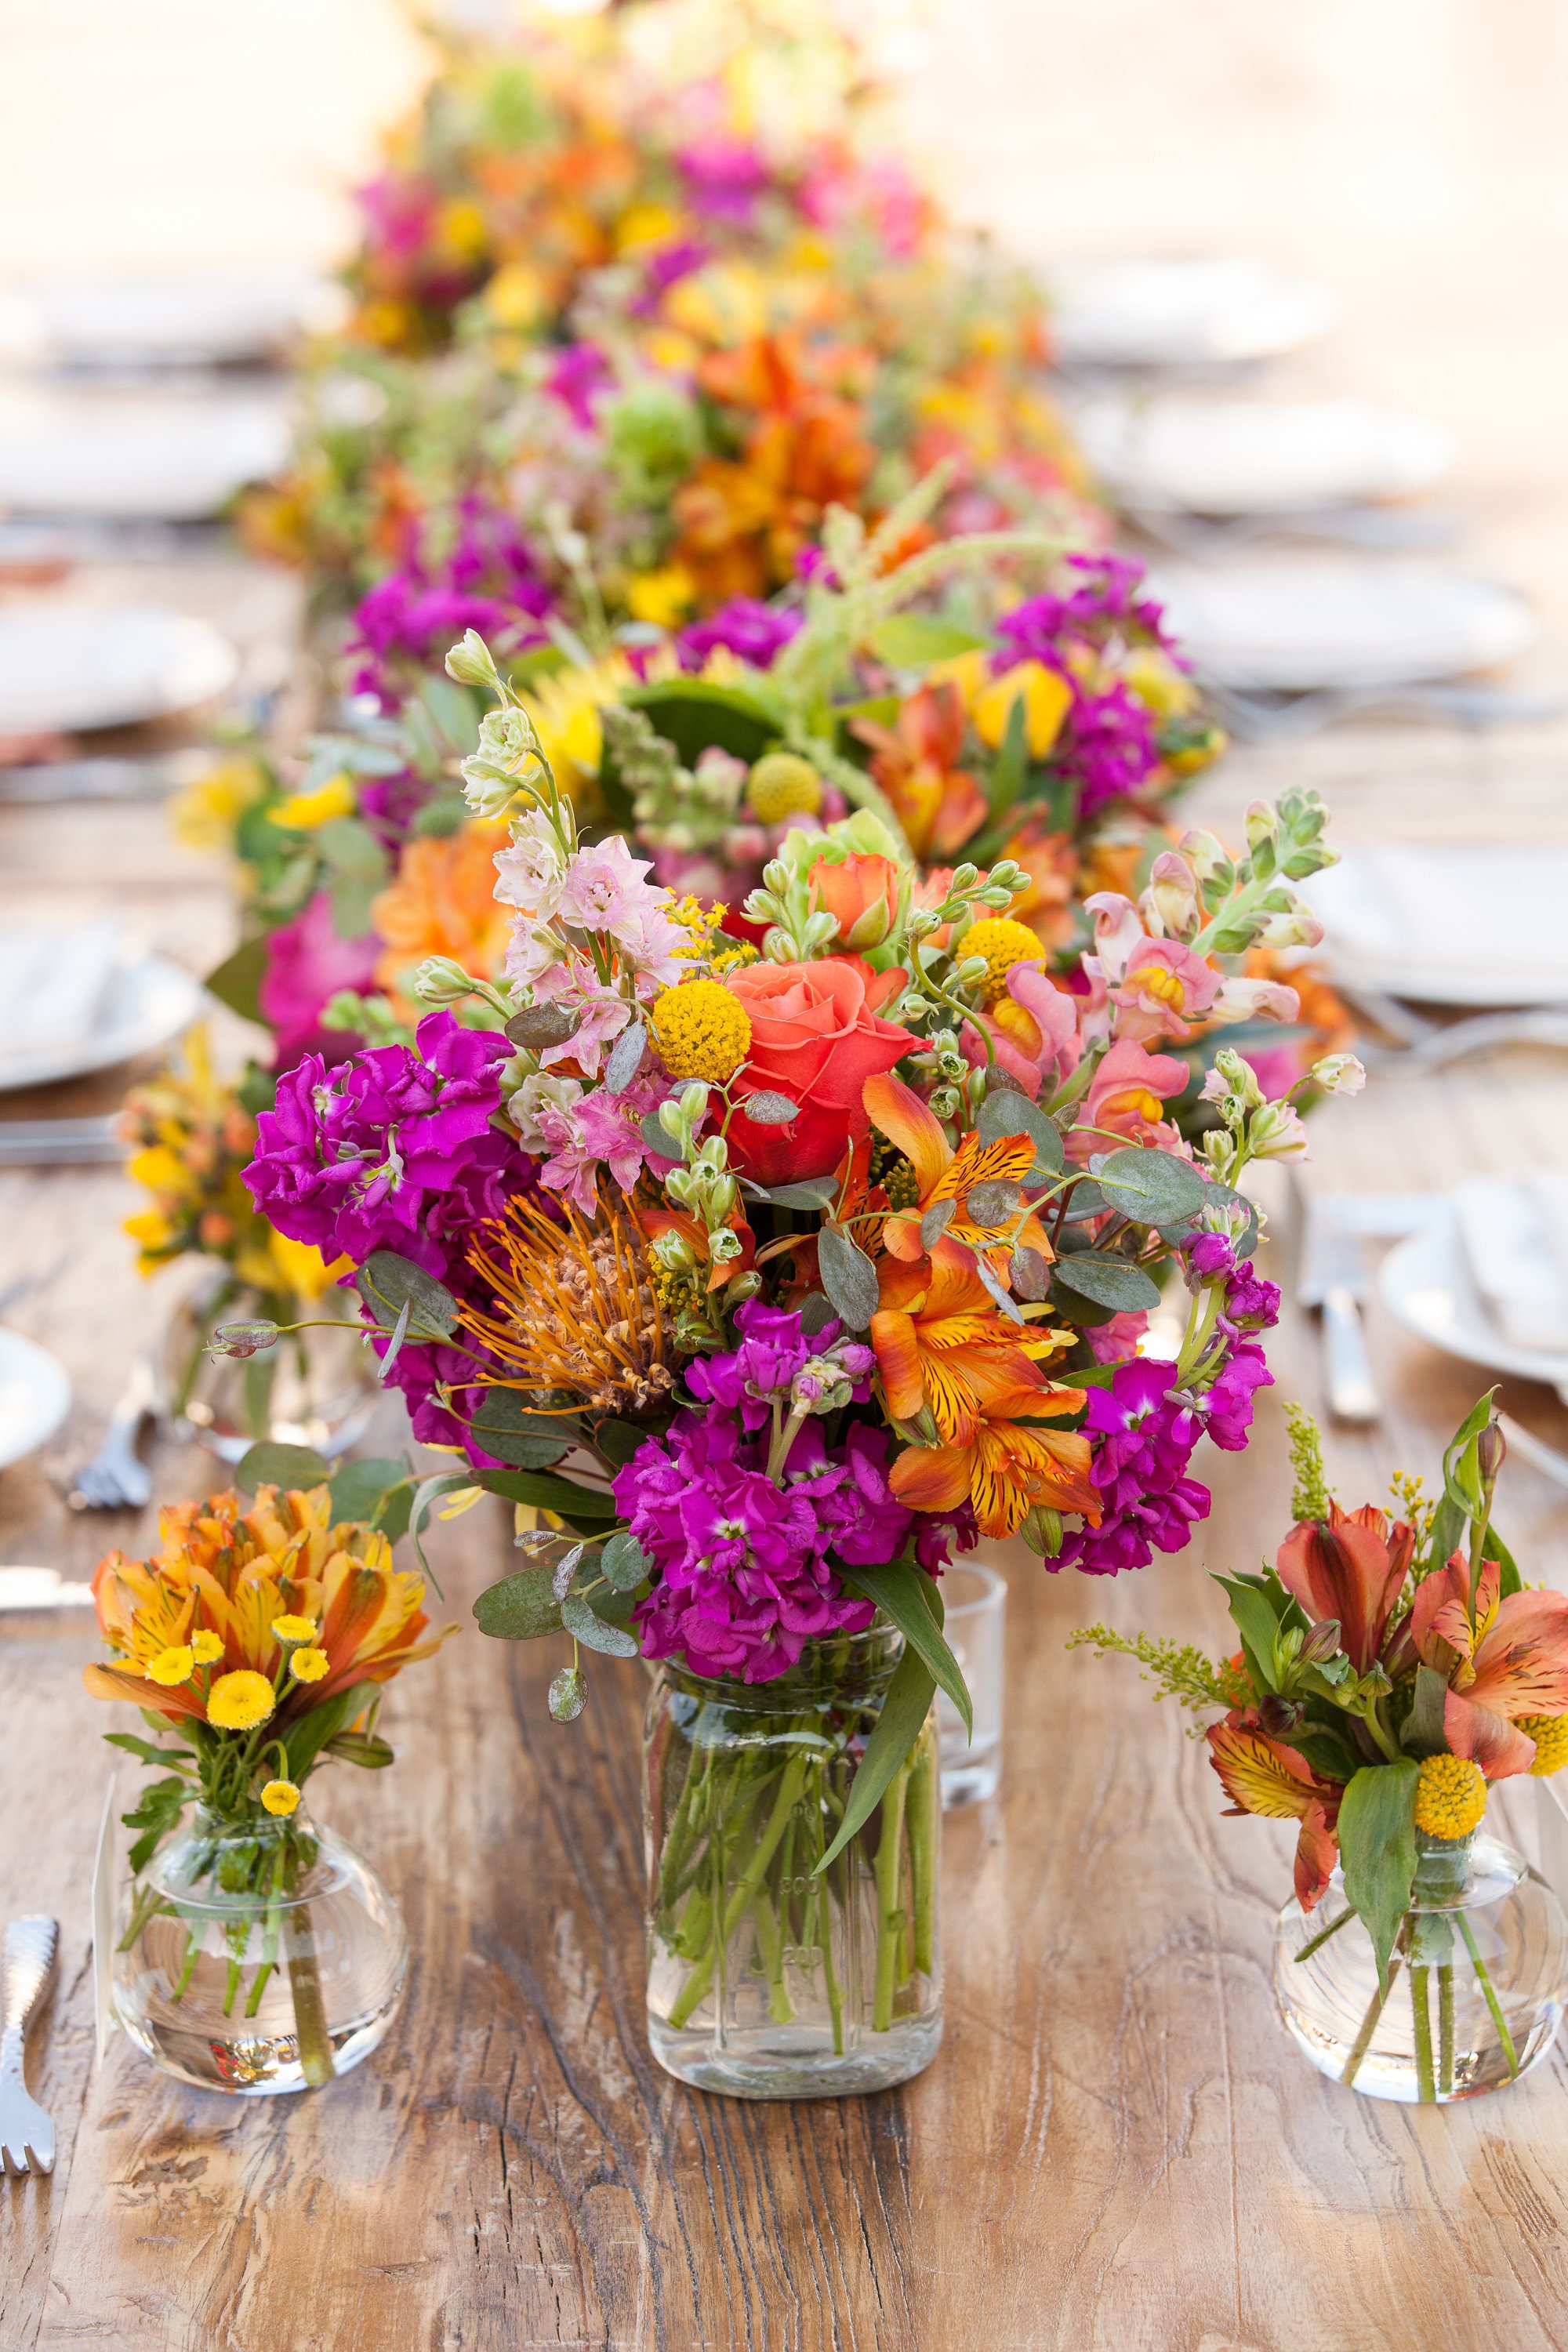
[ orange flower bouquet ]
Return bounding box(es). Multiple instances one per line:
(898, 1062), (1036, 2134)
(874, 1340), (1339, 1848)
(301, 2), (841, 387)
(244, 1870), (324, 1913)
(1075, 1400), (1568, 2103)
(90, 1480), (453, 2095)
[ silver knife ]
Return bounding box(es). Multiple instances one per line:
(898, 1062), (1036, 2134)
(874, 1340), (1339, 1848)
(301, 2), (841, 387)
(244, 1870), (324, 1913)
(1298, 1199), (1380, 1425)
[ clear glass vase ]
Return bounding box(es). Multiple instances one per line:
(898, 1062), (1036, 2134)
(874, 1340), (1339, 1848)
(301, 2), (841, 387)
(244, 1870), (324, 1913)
(644, 1625), (943, 2099)
(156, 1270), (378, 1465)
(1274, 1831), (1568, 2102)
(112, 1805), (407, 2095)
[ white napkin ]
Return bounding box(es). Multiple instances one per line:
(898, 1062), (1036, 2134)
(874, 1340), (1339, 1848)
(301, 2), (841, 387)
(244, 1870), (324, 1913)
(1454, 1175), (1568, 1354)
(0, 920), (123, 1059)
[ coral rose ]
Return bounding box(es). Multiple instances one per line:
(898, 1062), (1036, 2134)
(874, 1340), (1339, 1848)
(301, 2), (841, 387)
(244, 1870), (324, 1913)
(727, 958), (909, 1183)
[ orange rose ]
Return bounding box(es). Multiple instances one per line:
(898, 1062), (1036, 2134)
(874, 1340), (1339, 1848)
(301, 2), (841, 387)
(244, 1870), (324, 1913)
(727, 958), (909, 1183)
(808, 851), (900, 952)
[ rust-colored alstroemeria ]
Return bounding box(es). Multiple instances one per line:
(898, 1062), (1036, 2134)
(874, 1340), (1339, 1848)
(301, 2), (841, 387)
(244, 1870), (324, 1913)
(1207, 1716), (1343, 1911)
(849, 681), (989, 862)
(862, 1070), (1051, 1269)
(1276, 1501), (1414, 1675)
(1412, 1550), (1568, 1777)
(887, 1347), (1096, 1541)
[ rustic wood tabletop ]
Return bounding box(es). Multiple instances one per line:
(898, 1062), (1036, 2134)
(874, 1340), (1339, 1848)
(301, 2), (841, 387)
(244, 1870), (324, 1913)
(3, 776), (1568, 2352)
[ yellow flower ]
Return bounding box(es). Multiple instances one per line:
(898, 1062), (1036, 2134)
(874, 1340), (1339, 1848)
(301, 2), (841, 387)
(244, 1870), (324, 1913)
(651, 979), (753, 1083)
(485, 263), (544, 331)
(1121, 646), (1198, 720)
(260, 1779), (302, 1817)
(1414, 1753), (1488, 1839)
(289, 1648), (331, 1685)
(269, 774), (357, 832)
(267, 1230), (349, 1303)
(959, 916), (1047, 1007)
(146, 1644), (195, 1688)
(615, 201), (680, 256)
(971, 661), (1073, 760)
(746, 752), (822, 823)
(521, 657), (631, 782)
(624, 564), (696, 630)
(1519, 1714), (1568, 1775)
(271, 1614), (318, 1646)
(207, 1669), (277, 1731)
(434, 197), (488, 263)
(191, 1629), (225, 1665)
(170, 754), (267, 854)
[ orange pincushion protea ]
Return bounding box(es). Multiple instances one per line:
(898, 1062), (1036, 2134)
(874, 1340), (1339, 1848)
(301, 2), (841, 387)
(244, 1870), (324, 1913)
(84, 1485), (454, 1728)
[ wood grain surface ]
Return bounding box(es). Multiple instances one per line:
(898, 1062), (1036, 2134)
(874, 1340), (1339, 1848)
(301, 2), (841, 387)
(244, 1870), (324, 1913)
(6, 800), (1568, 2350)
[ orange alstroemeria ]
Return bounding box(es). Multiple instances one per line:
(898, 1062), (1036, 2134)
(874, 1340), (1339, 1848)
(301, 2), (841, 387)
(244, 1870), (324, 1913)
(872, 1241), (1070, 1441)
(850, 681), (988, 862)
(1207, 1719), (1343, 1911)
(887, 1350), (1096, 1540)
(863, 1070), (1051, 1268)
(1412, 1551), (1568, 1777)
(1276, 1501), (1414, 1676)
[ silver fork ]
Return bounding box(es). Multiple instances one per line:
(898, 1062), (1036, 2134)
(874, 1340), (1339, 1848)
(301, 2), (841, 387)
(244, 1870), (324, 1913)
(0, 1916), (58, 2176)
(67, 1356), (154, 1512)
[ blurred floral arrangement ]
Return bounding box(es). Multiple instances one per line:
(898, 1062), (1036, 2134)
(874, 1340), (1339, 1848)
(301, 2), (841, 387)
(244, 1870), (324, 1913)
(1074, 1400), (1568, 2100)
(227, 628), (1358, 1747)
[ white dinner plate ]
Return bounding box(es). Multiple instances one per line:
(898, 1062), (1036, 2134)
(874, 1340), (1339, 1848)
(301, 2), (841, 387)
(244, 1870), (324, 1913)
(0, 270), (339, 368)
(1304, 844), (1568, 1007)
(1073, 394), (1455, 516)
(0, 604), (238, 735)
(0, 1327), (71, 1471)
(0, 384), (291, 520)
(1381, 1206), (1568, 1392)
(1048, 259), (1336, 368)
(1145, 557), (1538, 691)
(0, 950), (202, 1092)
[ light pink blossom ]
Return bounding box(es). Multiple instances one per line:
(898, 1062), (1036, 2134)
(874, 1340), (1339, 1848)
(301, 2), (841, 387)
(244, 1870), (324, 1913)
(1112, 938), (1221, 1044)
(556, 835), (658, 935)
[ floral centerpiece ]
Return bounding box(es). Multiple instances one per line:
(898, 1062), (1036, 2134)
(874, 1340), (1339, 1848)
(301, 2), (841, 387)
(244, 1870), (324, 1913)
(227, 626), (1352, 2096)
(89, 1478), (451, 2094)
(1075, 1401), (1568, 2103)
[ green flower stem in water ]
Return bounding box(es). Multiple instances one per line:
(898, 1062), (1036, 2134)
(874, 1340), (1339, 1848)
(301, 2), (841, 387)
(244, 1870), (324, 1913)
(1439, 1962), (1456, 2096)
(873, 1755), (912, 2034)
(1410, 1962), (1436, 2103)
(906, 1737), (938, 1979)
(1457, 1909), (1519, 2080)
(285, 1919), (336, 2088)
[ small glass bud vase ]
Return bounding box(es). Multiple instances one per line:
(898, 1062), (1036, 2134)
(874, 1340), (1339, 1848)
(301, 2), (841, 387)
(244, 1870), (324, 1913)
(112, 1806), (407, 2095)
(1274, 1831), (1568, 2102)
(644, 1625), (943, 2100)
(156, 1272), (378, 1465)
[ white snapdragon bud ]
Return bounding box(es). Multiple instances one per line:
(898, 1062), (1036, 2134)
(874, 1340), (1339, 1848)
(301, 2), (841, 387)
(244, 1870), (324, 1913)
(461, 768), (522, 822)
(445, 630), (501, 689)
(1310, 1052), (1367, 1097)
(412, 956), (478, 1006)
(1247, 1099), (1311, 1162)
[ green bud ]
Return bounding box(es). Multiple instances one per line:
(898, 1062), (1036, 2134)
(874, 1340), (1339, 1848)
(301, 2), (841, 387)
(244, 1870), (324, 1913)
(445, 630), (501, 689)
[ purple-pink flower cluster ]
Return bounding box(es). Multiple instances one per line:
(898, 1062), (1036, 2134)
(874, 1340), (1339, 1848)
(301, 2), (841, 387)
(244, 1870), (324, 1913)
(674, 597), (804, 673)
(346, 499), (554, 710)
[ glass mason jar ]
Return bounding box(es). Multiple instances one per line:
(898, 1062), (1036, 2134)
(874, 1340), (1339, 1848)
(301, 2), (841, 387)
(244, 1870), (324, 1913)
(1275, 1830), (1568, 2102)
(156, 1269), (378, 1465)
(644, 1625), (943, 2099)
(112, 1805), (407, 2095)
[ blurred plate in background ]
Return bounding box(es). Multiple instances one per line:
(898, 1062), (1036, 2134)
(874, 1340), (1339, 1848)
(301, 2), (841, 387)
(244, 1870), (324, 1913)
(0, 604), (237, 735)
(0, 1327), (71, 1472)
(1146, 556), (1537, 690)
(0, 270), (340, 368)
(0, 927), (202, 1091)
(1304, 843), (1568, 1006)
(1047, 258), (1335, 368)
(1381, 1198), (1568, 1392)
(0, 383), (290, 519)
(1074, 394), (1455, 514)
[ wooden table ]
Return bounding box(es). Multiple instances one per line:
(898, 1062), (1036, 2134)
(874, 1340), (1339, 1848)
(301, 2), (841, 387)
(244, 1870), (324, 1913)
(7, 793), (1568, 2351)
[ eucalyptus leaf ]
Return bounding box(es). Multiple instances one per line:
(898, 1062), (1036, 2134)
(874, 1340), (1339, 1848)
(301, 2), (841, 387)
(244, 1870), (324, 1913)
(1050, 1254), (1162, 1313)
(550, 1543), (586, 1602)
(603, 1022), (647, 1094)
(799, 1291), (839, 1336)
(817, 1650), (936, 1872)
(818, 1224), (880, 1331)
(506, 1003), (579, 1050)
(976, 1089), (1064, 1178)
(1094, 1145), (1210, 1229)
(1010, 1244), (1051, 1302)
(236, 1441), (331, 1494)
(763, 1177), (840, 1211)
(601, 1530), (652, 1591)
(1338, 1760), (1419, 1992)
(967, 1178), (1022, 1228)
(357, 1250), (459, 1341)
(592, 1419), (647, 1467)
(561, 1587), (641, 1657)
(468, 1387), (575, 1468)
(328, 1457), (411, 1526)
(740, 1091), (800, 1126)
(474, 1566), (562, 1642)
(920, 1198), (955, 1249)
(640, 1112), (680, 1160)
(377, 1295), (413, 1380)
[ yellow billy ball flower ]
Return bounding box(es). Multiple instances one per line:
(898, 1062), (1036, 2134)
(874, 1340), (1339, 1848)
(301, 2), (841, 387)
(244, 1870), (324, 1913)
(1414, 1752), (1488, 1839)
(207, 1669), (277, 1731)
(746, 751), (823, 823)
(272, 1613), (318, 1646)
(146, 1644), (196, 1688)
(289, 1647), (331, 1685)
(260, 1778), (302, 1817)
(1519, 1715), (1568, 1775)
(190, 1629), (225, 1666)
(651, 978), (753, 1083)
(960, 916), (1046, 1007)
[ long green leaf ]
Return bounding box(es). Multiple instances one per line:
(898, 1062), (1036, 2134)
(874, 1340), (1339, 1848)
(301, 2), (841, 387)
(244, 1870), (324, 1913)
(817, 1650), (935, 1872)
(1338, 1759), (1419, 1991)
(837, 1561), (971, 1737)
(475, 1465), (618, 1523)
(283, 1682), (376, 1783)
(1214, 1573), (1289, 1693)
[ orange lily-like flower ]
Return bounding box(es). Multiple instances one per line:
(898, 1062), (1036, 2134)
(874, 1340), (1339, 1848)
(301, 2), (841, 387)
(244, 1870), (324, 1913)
(85, 1485), (453, 1727)
(1207, 1719), (1344, 1910)
(849, 681), (989, 861)
(1276, 1501), (1414, 1675)
(863, 1070), (1051, 1269)
(872, 1240), (1070, 1442)
(887, 1348), (1096, 1540)
(1412, 1551), (1568, 1777)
